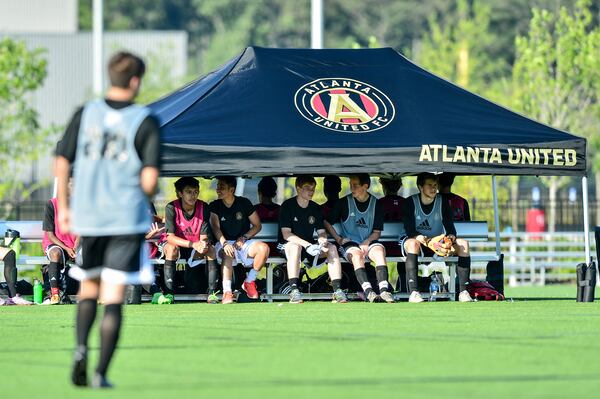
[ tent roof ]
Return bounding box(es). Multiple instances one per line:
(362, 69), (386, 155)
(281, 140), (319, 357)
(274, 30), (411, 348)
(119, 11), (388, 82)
(150, 46), (586, 177)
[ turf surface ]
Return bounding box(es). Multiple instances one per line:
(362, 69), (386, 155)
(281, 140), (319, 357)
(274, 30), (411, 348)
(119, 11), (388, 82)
(2, 285), (599, 398)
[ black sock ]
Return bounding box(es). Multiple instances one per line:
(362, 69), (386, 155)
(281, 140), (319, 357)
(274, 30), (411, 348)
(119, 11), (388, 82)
(289, 277), (299, 289)
(331, 279), (341, 291)
(354, 267), (373, 295)
(3, 250), (17, 297)
(76, 298), (97, 351)
(207, 259), (218, 293)
(95, 304), (122, 377)
(406, 253), (419, 292)
(375, 265), (390, 292)
(48, 261), (60, 290)
(163, 260), (176, 294)
(458, 256), (471, 292)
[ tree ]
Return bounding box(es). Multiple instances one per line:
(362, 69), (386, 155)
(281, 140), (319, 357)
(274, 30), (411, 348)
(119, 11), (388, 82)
(0, 38), (52, 217)
(512, 0), (600, 228)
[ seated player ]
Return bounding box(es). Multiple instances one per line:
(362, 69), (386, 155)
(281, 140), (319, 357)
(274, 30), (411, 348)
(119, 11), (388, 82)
(438, 173), (471, 221)
(321, 175), (342, 219)
(325, 173), (394, 303)
(378, 176), (405, 222)
(278, 175), (347, 304)
(210, 176), (270, 304)
(0, 245), (32, 305)
(42, 179), (79, 304)
(162, 177), (218, 303)
(402, 173), (473, 303)
(254, 176), (280, 222)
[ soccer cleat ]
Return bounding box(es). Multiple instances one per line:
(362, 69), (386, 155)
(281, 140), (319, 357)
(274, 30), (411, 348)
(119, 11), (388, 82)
(408, 291), (424, 303)
(458, 290), (475, 302)
(91, 373), (113, 389)
(50, 294), (61, 305)
(222, 291), (234, 305)
(242, 280), (259, 299)
(71, 351), (88, 387)
(207, 291), (219, 304)
(331, 289), (348, 303)
(379, 291), (395, 303)
(366, 291), (380, 303)
(8, 295), (32, 305)
(288, 288), (303, 304)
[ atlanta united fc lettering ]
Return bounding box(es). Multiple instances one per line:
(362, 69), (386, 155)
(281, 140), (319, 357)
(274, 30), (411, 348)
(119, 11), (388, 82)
(294, 78), (395, 132)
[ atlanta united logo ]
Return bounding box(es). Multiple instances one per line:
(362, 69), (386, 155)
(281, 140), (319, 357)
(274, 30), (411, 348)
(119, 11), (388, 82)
(294, 78), (395, 133)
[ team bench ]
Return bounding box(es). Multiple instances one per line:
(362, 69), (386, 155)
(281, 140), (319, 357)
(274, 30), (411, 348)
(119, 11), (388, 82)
(1, 220), (497, 302)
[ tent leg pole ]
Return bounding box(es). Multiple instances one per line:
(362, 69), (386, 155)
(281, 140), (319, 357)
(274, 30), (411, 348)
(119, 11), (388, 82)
(492, 175), (501, 257)
(582, 176), (591, 263)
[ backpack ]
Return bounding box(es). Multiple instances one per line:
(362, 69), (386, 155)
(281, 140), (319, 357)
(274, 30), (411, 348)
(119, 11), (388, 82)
(466, 281), (505, 301)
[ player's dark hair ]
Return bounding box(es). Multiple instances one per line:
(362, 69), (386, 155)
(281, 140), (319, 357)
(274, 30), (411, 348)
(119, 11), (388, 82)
(258, 177), (277, 198)
(174, 177), (199, 193)
(323, 175), (342, 195)
(349, 173), (370, 187)
(416, 172), (438, 188)
(380, 176), (402, 194)
(108, 51), (146, 88)
(217, 176), (237, 189)
(295, 175), (316, 188)
(438, 173), (456, 188)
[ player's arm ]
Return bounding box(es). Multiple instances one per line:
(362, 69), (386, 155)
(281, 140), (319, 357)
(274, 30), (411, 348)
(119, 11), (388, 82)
(245, 211), (262, 238)
(55, 156), (71, 233)
(324, 199), (347, 245)
(140, 167), (159, 197)
(210, 212), (234, 257)
(441, 199), (457, 240)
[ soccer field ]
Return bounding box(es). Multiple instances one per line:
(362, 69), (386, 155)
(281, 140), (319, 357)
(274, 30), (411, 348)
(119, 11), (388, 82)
(2, 285), (600, 399)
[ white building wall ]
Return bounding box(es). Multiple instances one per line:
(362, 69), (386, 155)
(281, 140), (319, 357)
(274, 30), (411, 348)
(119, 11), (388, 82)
(0, 0), (78, 33)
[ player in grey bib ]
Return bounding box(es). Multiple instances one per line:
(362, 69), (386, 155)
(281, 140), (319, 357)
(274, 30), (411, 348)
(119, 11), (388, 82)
(411, 193), (445, 237)
(402, 173), (473, 303)
(325, 173), (394, 303)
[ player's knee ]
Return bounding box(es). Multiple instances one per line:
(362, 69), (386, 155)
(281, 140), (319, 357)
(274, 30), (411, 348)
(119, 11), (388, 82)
(257, 242), (270, 256)
(48, 248), (63, 262)
(405, 239), (420, 253)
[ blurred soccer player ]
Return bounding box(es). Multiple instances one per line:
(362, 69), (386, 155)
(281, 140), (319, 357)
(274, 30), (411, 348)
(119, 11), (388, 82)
(55, 51), (160, 388)
(254, 176), (280, 222)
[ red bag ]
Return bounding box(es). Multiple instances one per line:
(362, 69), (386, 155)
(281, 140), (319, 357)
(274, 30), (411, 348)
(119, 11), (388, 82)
(466, 281), (505, 301)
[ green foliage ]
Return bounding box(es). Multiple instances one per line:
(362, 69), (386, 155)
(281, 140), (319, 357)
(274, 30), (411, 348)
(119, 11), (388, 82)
(0, 38), (53, 210)
(512, 0), (600, 170)
(415, 0), (507, 100)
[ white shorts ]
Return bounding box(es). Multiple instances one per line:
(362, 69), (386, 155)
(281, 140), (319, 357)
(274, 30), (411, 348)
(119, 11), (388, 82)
(215, 239), (259, 267)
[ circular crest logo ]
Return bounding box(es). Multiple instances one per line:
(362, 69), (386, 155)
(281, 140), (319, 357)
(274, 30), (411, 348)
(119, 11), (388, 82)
(308, 216), (316, 225)
(235, 212), (243, 221)
(294, 78), (395, 133)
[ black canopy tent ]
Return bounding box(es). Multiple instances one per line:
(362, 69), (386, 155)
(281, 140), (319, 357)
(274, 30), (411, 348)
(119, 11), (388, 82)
(149, 46), (591, 262)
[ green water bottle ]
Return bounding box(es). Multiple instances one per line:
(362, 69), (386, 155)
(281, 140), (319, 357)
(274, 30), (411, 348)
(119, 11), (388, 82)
(33, 278), (43, 304)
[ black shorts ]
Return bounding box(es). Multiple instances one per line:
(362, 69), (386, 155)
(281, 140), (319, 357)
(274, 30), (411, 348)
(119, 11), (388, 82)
(79, 234), (146, 272)
(400, 236), (435, 257)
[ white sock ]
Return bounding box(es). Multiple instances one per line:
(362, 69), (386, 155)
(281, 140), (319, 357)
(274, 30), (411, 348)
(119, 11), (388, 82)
(245, 268), (258, 283)
(223, 279), (232, 293)
(379, 281), (389, 290)
(361, 282), (373, 291)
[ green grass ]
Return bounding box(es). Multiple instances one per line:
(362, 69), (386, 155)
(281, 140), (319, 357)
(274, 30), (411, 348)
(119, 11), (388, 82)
(2, 285), (600, 399)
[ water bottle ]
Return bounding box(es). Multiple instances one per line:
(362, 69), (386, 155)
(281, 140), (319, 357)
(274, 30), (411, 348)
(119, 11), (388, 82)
(429, 275), (439, 302)
(33, 278), (43, 304)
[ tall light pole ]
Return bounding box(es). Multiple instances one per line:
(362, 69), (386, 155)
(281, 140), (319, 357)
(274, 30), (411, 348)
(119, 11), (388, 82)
(93, 0), (104, 97)
(311, 0), (323, 49)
